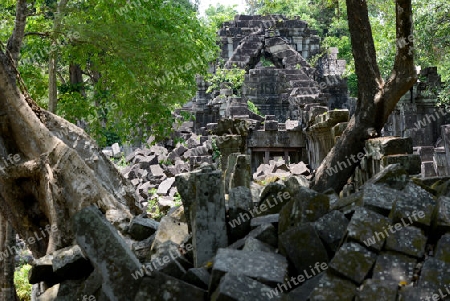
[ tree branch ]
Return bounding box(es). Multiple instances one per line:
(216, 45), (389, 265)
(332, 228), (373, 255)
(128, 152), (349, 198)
(346, 0), (383, 107)
(381, 0), (417, 121)
(6, 0), (29, 64)
(24, 32), (51, 38)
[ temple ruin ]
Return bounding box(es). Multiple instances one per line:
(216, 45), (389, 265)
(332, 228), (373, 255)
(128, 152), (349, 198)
(180, 14), (450, 181)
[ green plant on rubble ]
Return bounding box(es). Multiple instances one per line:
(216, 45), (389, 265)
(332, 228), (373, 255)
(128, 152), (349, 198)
(147, 189), (164, 221)
(160, 158), (174, 166)
(111, 154), (128, 168)
(14, 263), (32, 301)
(438, 83), (450, 106)
(247, 100), (260, 115)
(206, 65), (246, 96)
(211, 138), (222, 166)
(174, 192), (183, 206)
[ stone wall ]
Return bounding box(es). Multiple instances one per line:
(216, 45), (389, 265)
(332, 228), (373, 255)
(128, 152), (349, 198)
(218, 15), (320, 62)
(383, 67), (450, 147)
(184, 15), (352, 129)
(304, 109), (349, 170)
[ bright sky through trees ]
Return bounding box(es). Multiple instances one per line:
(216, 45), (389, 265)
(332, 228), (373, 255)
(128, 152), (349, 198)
(198, 0), (246, 15)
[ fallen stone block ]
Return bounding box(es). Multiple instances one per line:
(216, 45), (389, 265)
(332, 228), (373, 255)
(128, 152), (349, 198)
(330, 191), (363, 214)
(29, 254), (59, 285)
(309, 272), (357, 301)
(228, 223), (278, 250)
(314, 210), (349, 253)
(135, 154), (158, 170)
(148, 240), (190, 279)
(73, 206), (142, 300)
(279, 223), (328, 274)
(290, 162), (310, 176)
(157, 177), (176, 195)
(52, 245), (93, 281)
(329, 242), (377, 284)
(228, 186), (253, 242)
(278, 187), (329, 235)
(361, 184), (398, 216)
(435, 233), (450, 263)
(176, 165), (228, 267)
(210, 249), (288, 293)
(381, 154), (421, 175)
(398, 286), (437, 301)
(181, 267), (210, 290)
(250, 214), (279, 228)
(281, 274), (322, 301)
(384, 226), (427, 258)
(151, 215), (189, 255)
(211, 272), (280, 301)
(111, 142), (122, 158)
(346, 207), (391, 251)
(389, 182), (435, 228)
(129, 215), (159, 241)
(372, 253), (416, 282)
(158, 196), (175, 212)
(418, 258), (450, 291)
(134, 272), (206, 301)
(257, 182), (290, 216)
(434, 196), (450, 233)
(150, 164), (165, 177)
(187, 136), (201, 148)
(150, 145), (168, 157)
(132, 234), (156, 263)
(248, 223), (278, 248)
(355, 279), (398, 301)
(242, 237), (275, 253)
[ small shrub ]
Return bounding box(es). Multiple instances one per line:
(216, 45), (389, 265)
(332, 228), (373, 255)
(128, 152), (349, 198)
(111, 154), (127, 168)
(160, 159), (174, 166)
(247, 100), (260, 115)
(173, 192), (183, 206)
(14, 264), (32, 301)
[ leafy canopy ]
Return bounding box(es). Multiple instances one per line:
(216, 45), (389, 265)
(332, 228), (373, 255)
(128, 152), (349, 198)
(1, 0), (219, 146)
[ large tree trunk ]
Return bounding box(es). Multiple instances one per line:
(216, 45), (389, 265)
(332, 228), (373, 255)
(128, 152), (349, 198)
(0, 56), (140, 253)
(312, 0), (417, 192)
(69, 63), (85, 96)
(0, 1), (30, 299)
(0, 214), (19, 301)
(0, 36), (140, 300)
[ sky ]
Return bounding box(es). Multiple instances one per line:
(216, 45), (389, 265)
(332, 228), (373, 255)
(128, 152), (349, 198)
(198, 0), (247, 16)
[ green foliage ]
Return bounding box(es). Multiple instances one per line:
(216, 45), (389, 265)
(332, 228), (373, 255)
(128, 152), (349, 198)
(160, 158), (174, 166)
(211, 137), (221, 163)
(203, 4), (238, 30)
(247, 0), (345, 36)
(345, 73), (358, 97)
(438, 83), (450, 106)
(247, 100), (260, 115)
(147, 189), (164, 221)
(147, 188), (183, 220)
(413, 0), (450, 81)
(111, 154), (127, 169)
(173, 192), (182, 206)
(206, 66), (246, 96)
(260, 56), (275, 67)
(60, 0), (218, 143)
(14, 264), (32, 301)
(2, 0), (219, 145)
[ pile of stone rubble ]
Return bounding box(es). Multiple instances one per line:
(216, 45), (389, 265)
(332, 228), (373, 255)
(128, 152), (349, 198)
(28, 160), (450, 300)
